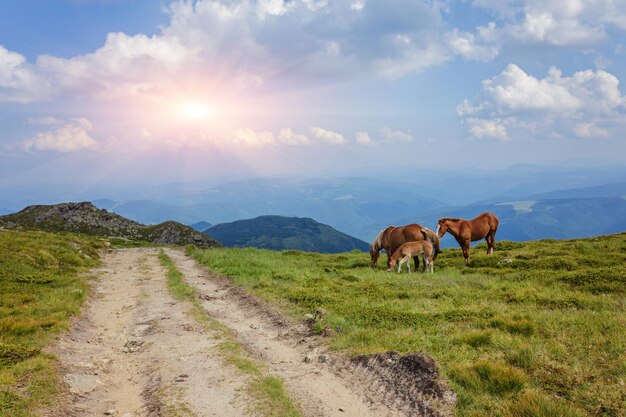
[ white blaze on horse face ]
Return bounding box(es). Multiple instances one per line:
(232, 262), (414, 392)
(436, 224), (440, 235)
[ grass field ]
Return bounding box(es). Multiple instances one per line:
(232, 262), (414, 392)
(189, 234), (626, 417)
(0, 230), (103, 417)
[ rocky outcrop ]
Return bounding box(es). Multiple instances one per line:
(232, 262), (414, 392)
(0, 202), (220, 248)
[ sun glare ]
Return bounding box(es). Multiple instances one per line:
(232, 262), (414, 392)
(178, 101), (213, 121)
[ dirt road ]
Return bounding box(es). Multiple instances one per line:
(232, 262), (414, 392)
(48, 248), (454, 417)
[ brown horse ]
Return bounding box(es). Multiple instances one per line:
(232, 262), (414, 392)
(388, 240), (434, 274)
(436, 212), (499, 266)
(370, 224), (441, 271)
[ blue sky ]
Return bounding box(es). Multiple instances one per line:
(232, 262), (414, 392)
(1, 0), (625, 186)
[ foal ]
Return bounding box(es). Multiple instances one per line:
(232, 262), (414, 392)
(388, 240), (434, 274)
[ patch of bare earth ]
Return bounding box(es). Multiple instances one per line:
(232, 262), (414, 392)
(46, 247), (454, 417)
(164, 248), (456, 417)
(46, 248), (251, 417)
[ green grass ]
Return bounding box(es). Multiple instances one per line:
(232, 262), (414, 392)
(0, 229), (103, 417)
(158, 251), (303, 417)
(188, 234), (626, 417)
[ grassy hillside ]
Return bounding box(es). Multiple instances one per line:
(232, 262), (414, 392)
(189, 234), (626, 417)
(0, 230), (104, 416)
(205, 215), (369, 253)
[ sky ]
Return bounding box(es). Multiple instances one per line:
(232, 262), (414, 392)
(1, 0), (626, 186)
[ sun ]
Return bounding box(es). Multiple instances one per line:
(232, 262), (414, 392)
(178, 101), (213, 121)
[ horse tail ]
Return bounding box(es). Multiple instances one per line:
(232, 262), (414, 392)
(421, 228), (442, 260)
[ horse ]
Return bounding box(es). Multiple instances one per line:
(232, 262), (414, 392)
(388, 240), (434, 274)
(436, 212), (499, 266)
(370, 224), (441, 271)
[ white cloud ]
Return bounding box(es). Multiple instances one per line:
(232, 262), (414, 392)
(355, 131), (375, 146)
(459, 64), (625, 140)
(483, 64), (581, 113)
(446, 23), (499, 61)
(257, 0), (289, 18)
(472, 0), (626, 47)
(466, 118), (509, 140)
(37, 32), (196, 99)
(309, 127), (345, 145)
(573, 122), (609, 138)
(233, 128), (275, 146)
(351, 0), (366, 11)
(278, 128), (312, 145)
(21, 118), (96, 152)
(0, 0), (462, 104)
(0, 46), (46, 102)
(380, 127), (412, 142)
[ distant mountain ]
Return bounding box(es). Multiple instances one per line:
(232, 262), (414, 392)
(529, 182), (626, 200)
(191, 221), (212, 231)
(0, 202), (221, 248)
(205, 215), (369, 253)
(407, 197), (626, 245)
(3, 166), (624, 243)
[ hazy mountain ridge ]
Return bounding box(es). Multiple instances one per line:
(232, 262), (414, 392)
(407, 197), (626, 246)
(205, 215), (370, 253)
(0, 202), (220, 248)
(2, 166), (624, 243)
(190, 221), (212, 231)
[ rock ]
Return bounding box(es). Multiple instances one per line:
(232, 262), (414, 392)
(104, 409), (117, 416)
(175, 374), (189, 382)
(500, 259), (513, 264)
(64, 373), (102, 395)
(318, 354), (328, 363)
(314, 307), (326, 319)
(303, 313), (315, 320)
(303, 355), (313, 363)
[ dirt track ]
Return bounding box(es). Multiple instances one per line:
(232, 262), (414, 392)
(47, 248), (428, 417)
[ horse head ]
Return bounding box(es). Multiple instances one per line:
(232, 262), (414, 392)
(370, 247), (380, 268)
(436, 219), (449, 238)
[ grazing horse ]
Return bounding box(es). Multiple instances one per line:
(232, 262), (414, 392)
(388, 240), (434, 274)
(436, 212), (499, 266)
(370, 224), (441, 271)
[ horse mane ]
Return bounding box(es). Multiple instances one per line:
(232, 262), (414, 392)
(370, 227), (391, 251)
(421, 228), (442, 259)
(440, 217), (460, 222)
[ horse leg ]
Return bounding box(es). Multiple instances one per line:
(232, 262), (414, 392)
(413, 255), (420, 273)
(462, 242), (470, 266)
(399, 255), (410, 273)
(485, 233), (494, 255)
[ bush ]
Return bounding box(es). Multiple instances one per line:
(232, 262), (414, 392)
(505, 391), (584, 417)
(455, 330), (493, 348)
(450, 360), (528, 395)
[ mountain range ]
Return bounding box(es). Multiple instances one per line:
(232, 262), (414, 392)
(205, 215), (369, 253)
(1, 165), (624, 243)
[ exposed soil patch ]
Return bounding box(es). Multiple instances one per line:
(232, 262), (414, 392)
(46, 248), (250, 417)
(350, 351), (456, 417)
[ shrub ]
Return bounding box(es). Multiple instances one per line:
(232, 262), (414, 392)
(505, 391), (584, 417)
(450, 360), (527, 395)
(455, 330), (493, 348)
(490, 317), (535, 336)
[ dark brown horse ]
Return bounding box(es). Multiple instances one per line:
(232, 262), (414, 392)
(436, 212), (499, 266)
(370, 224), (441, 271)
